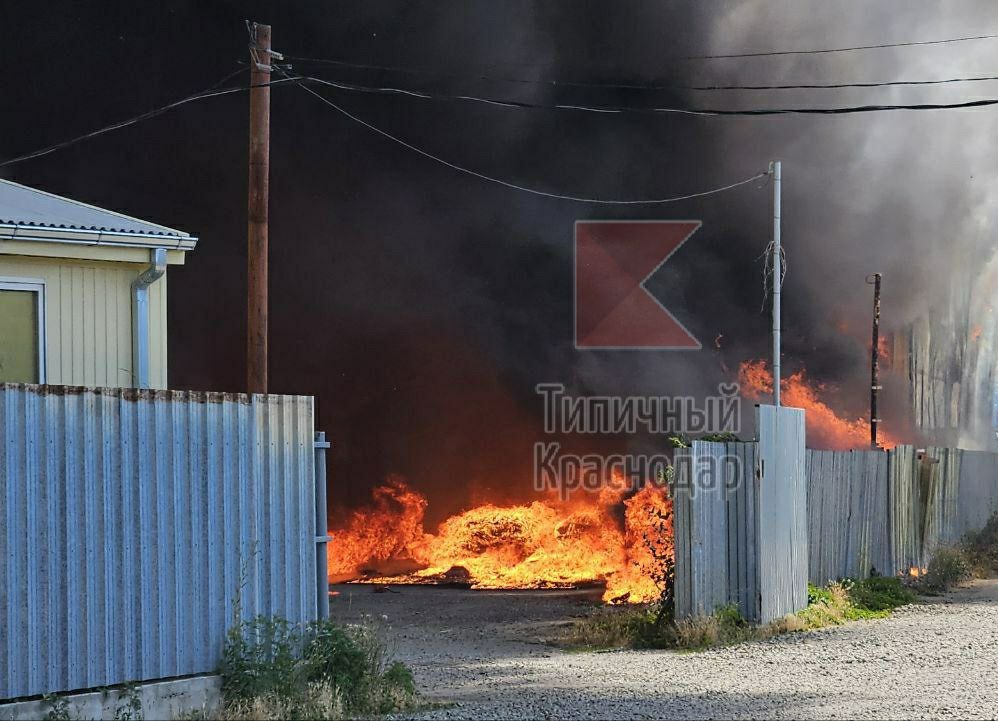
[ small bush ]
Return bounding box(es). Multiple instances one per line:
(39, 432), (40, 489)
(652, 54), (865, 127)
(560, 605), (674, 650)
(919, 546), (973, 593)
(674, 615), (719, 648)
(674, 605), (752, 649)
(965, 512), (998, 576)
(796, 584), (849, 629)
(220, 616), (303, 702)
(846, 577), (915, 614)
(301, 623), (367, 701)
(219, 615), (418, 719)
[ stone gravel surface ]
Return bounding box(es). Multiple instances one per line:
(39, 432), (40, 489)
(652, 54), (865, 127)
(329, 580), (998, 719)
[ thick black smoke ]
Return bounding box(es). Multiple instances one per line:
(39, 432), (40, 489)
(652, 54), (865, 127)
(5, 2), (997, 515)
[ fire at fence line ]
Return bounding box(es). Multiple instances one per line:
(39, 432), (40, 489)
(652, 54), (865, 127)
(326, 475), (675, 604)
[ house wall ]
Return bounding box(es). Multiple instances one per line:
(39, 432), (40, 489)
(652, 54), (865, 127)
(0, 254), (168, 388)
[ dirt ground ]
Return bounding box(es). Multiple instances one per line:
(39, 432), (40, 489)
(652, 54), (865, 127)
(330, 579), (998, 719)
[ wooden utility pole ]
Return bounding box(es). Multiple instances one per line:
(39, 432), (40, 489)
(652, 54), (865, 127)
(247, 22), (272, 394)
(867, 272), (883, 448)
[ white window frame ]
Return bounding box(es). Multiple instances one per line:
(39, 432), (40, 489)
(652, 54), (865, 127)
(0, 276), (47, 383)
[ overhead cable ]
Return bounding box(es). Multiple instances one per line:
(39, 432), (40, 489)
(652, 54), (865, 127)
(0, 74), (301, 168)
(288, 55), (998, 92)
(300, 74), (998, 115)
(285, 70), (771, 204)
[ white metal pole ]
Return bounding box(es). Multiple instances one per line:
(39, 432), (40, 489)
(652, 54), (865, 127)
(771, 160), (782, 407)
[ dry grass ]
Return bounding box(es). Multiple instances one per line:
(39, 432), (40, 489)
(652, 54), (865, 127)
(674, 615), (720, 648)
(209, 682), (345, 720)
(965, 513), (998, 577)
(767, 614), (808, 635)
(558, 606), (673, 650)
(561, 577), (914, 653)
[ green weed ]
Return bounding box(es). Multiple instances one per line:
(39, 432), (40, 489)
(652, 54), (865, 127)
(218, 615), (419, 719)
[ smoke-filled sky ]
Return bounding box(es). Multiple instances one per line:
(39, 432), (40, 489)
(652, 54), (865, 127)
(6, 1), (998, 511)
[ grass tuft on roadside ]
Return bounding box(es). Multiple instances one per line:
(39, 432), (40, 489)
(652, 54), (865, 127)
(560, 576), (915, 652)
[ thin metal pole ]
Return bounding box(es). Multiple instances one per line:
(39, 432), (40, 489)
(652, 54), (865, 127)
(867, 273), (883, 448)
(247, 22), (271, 394)
(771, 161), (782, 406)
(314, 431), (331, 619)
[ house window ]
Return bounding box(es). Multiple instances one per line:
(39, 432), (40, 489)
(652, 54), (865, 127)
(0, 279), (45, 383)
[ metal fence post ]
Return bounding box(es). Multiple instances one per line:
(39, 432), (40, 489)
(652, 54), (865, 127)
(313, 431), (332, 620)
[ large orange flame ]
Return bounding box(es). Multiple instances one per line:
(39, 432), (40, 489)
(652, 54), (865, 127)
(328, 477), (672, 604)
(738, 359), (900, 449)
(326, 476), (427, 579)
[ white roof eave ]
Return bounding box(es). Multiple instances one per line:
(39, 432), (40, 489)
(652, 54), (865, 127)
(0, 223), (198, 251)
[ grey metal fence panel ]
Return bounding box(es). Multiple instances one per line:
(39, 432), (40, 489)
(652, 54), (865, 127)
(957, 451), (998, 539)
(756, 404), (808, 623)
(674, 441), (757, 620)
(674, 443), (729, 618)
(888, 445), (919, 573)
(922, 446), (963, 553)
(726, 441), (758, 620)
(672, 452), (692, 619)
(0, 384), (319, 700)
(806, 450), (890, 584)
(886, 445), (997, 571)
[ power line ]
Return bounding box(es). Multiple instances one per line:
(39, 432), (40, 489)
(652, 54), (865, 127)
(300, 74), (998, 115)
(206, 64), (249, 90)
(687, 31), (998, 59)
(284, 70), (772, 204)
(289, 55), (998, 92)
(289, 31), (998, 83)
(10, 66), (998, 172)
(691, 74), (998, 91)
(0, 73), (301, 169)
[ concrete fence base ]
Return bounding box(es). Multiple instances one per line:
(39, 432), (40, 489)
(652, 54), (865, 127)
(0, 675), (221, 721)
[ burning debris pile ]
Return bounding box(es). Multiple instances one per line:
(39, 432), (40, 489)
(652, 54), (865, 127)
(328, 477), (672, 604)
(738, 359), (902, 449)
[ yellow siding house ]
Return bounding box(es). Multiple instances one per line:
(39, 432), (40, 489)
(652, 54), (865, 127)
(0, 179), (197, 389)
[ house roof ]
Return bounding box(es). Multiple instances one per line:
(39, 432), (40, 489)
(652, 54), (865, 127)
(0, 178), (197, 251)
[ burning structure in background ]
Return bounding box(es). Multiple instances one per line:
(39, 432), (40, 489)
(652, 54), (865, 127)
(903, 256), (998, 450)
(328, 477), (673, 604)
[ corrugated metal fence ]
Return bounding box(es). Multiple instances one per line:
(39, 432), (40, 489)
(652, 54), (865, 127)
(0, 384), (324, 700)
(674, 414), (998, 621)
(807, 445), (998, 583)
(756, 405), (808, 622)
(806, 450), (890, 585)
(674, 404), (807, 623)
(673, 440), (757, 620)
(956, 451), (998, 539)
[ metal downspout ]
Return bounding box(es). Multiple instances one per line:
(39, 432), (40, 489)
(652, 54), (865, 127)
(131, 248), (166, 389)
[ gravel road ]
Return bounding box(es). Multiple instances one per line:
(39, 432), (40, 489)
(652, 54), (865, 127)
(329, 580), (998, 719)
